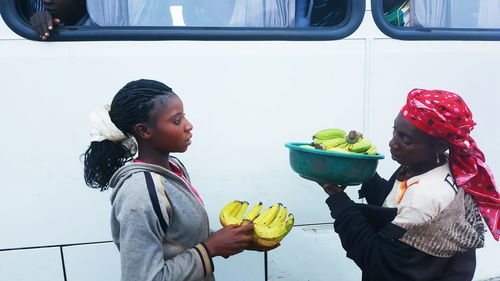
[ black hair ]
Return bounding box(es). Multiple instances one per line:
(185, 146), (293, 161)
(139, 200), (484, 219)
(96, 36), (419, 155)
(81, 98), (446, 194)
(83, 79), (176, 190)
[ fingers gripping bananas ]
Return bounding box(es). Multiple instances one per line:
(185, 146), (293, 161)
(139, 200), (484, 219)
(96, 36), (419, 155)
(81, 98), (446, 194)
(219, 201), (294, 247)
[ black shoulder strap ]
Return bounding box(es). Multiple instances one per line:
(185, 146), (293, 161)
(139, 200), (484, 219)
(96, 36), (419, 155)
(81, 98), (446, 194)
(144, 171), (169, 233)
(144, 171), (187, 250)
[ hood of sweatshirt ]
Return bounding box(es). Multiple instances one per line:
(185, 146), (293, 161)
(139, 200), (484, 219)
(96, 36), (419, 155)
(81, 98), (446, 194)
(108, 162), (177, 203)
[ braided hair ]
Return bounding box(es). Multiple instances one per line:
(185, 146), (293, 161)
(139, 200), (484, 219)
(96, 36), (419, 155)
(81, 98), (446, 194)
(83, 79), (176, 190)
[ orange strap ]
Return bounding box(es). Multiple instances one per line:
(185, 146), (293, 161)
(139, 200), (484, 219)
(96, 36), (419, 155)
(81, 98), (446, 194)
(396, 180), (420, 204)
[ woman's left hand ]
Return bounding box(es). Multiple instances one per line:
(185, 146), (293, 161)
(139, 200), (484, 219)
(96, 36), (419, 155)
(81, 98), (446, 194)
(320, 183), (346, 196)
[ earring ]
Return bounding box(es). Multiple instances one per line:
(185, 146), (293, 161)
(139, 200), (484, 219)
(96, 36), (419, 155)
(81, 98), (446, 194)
(436, 153), (441, 164)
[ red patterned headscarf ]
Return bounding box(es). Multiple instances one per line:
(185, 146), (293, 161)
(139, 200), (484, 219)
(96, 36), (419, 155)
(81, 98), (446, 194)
(400, 88), (499, 241)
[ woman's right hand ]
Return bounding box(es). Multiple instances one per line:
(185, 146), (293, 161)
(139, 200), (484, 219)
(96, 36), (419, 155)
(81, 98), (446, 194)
(205, 224), (254, 258)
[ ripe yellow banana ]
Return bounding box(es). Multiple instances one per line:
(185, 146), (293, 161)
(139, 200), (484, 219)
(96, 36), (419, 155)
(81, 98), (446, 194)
(260, 203), (281, 226)
(229, 201), (243, 218)
(235, 201), (249, 220)
(253, 214), (294, 247)
(268, 206), (287, 228)
(219, 200), (242, 227)
(253, 206), (269, 224)
(219, 201), (294, 247)
(313, 128), (347, 140)
(243, 202), (263, 221)
(299, 145), (315, 149)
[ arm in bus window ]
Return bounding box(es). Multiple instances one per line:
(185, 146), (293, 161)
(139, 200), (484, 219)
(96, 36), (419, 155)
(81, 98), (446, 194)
(24, 0), (88, 40)
(296, 0), (311, 27)
(29, 11), (60, 40)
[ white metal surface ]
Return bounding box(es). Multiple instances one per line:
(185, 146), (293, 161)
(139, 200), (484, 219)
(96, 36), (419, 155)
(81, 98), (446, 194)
(63, 243), (121, 281)
(0, 248), (64, 281)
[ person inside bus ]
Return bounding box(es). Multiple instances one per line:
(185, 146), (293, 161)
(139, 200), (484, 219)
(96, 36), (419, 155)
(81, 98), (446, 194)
(82, 79), (276, 280)
(168, 0), (311, 27)
(22, 0), (91, 40)
(228, 0), (308, 27)
(318, 88), (498, 280)
(384, 0), (406, 13)
(85, 0), (310, 27)
(84, 0), (314, 27)
(300, 0), (348, 27)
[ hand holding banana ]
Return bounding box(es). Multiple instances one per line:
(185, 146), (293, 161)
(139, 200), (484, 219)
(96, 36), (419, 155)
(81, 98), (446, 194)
(219, 201), (294, 247)
(301, 128), (378, 155)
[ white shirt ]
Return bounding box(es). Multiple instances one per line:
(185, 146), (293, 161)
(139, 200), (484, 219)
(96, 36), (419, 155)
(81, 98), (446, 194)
(384, 162), (458, 225)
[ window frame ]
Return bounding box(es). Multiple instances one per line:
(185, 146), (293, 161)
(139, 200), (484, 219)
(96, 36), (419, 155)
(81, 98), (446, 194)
(371, 0), (500, 41)
(1, 0), (366, 41)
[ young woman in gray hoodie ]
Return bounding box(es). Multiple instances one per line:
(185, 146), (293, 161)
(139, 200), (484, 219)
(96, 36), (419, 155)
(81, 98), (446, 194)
(83, 79), (268, 281)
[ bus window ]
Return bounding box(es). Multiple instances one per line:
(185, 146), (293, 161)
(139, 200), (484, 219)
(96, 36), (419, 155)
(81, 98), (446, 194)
(0, 0), (365, 41)
(372, 0), (500, 40)
(86, 0), (348, 28)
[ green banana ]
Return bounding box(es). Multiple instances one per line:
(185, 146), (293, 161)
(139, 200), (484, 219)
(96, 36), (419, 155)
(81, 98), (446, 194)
(365, 145), (377, 155)
(312, 139), (326, 145)
(313, 128), (347, 140)
(307, 128), (378, 156)
(337, 142), (349, 149)
(349, 138), (372, 153)
(319, 137), (347, 150)
(327, 147), (349, 153)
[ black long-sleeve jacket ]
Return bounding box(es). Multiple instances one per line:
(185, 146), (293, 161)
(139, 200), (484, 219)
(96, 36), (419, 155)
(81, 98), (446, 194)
(325, 171), (476, 281)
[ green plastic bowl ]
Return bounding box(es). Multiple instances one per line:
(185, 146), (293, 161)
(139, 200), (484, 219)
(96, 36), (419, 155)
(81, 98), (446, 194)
(285, 142), (384, 186)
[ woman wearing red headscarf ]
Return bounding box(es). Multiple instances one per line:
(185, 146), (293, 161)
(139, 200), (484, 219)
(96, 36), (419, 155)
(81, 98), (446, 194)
(322, 89), (498, 281)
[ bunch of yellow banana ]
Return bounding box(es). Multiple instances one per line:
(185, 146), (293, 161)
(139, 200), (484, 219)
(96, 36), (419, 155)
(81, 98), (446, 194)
(219, 200), (294, 247)
(300, 128), (377, 155)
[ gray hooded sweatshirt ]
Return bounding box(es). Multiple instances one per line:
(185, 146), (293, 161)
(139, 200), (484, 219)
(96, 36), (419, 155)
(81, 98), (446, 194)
(109, 158), (215, 281)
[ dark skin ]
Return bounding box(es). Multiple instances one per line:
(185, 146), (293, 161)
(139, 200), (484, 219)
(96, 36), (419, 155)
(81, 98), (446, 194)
(133, 95), (276, 257)
(322, 113), (449, 194)
(29, 0), (86, 40)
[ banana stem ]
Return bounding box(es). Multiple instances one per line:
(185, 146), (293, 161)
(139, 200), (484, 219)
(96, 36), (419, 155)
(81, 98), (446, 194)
(346, 130), (361, 144)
